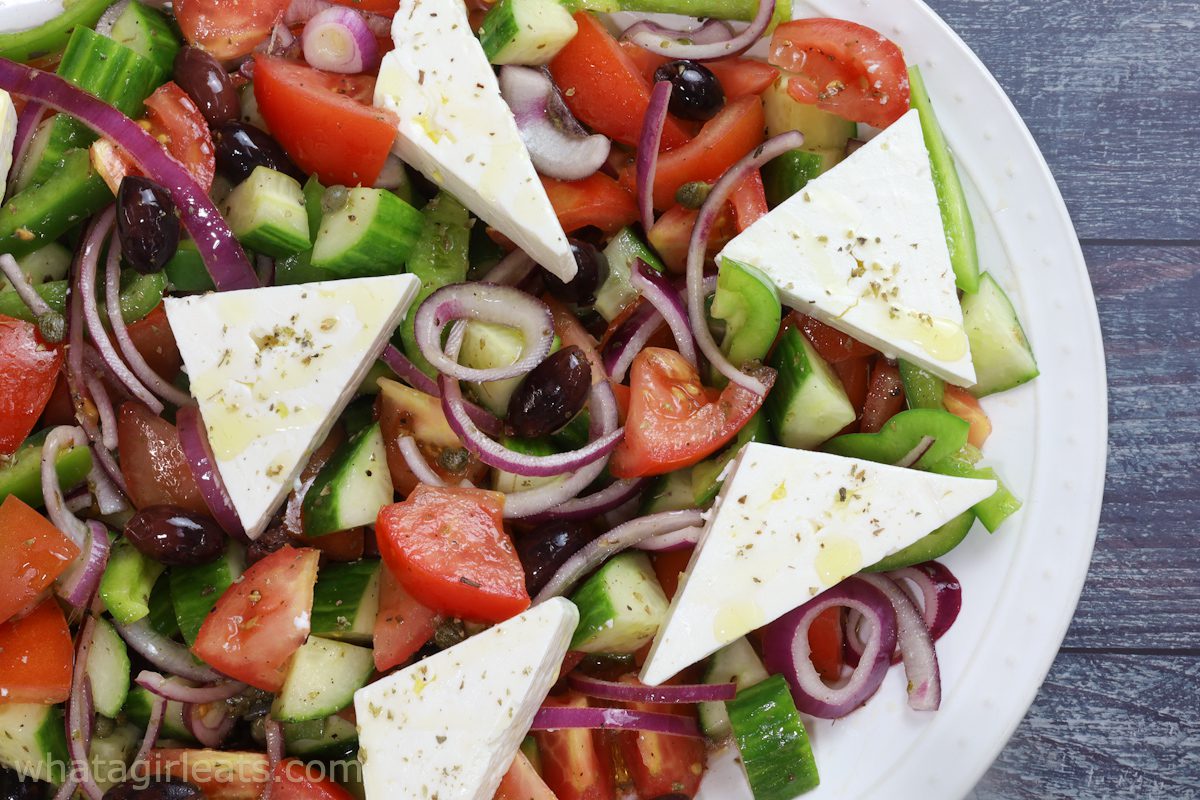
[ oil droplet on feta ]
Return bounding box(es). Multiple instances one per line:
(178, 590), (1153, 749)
(814, 536), (863, 586)
(713, 601), (764, 642)
(889, 309), (969, 362)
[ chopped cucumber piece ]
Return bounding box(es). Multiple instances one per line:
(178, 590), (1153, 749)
(170, 541), (245, 645)
(311, 560), (382, 645)
(865, 510), (976, 572)
(712, 259), (781, 382)
(100, 536), (165, 625)
(691, 412), (772, 507)
(764, 76), (856, 150)
(146, 573), (179, 638)
(108, 0), (180, 80)
(272, 637), (375, 723)
(640, 468), (696, 515)
(766, 325), (856, 449)
(0, 243), (72, 289)
(569, 552), (669, 654)
(0, 703), (69, 784)
(480, 0), (579, 65)
(0, 148), (113, 258)
(400, 192), (472, 375)
(85, 617), (131, 718)
(0, 431), (92, 509)
(597, 227), (664, 323)
(961, 272), (1039, 396)
(311, 187), (423, 277)
(492, 436), (564, 494)
(223, 166), (311, 258)
(726, 674), (819, 799)
(698, 637), (769, 740)
(762, 149), (827, 208)
(302, 423), (393, 538)
(460, 321), (558, 416)
(284, 714), (359, 759)
(124, 686), (193, 742)
(89, 723), (141, 793)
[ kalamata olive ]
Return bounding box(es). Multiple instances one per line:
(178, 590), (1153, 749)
(508, 346), (591, 438)
(173, 47), (241, 128)
(542, 239), (608, 306)
(116, 176), (180, 275)
(103, 779), (205, 800)
(654, 60), (725, 122)
(213, 122), (302, 184)
(515, 521), (593, 596)
(124, 505), (225, 566)
(0, 767), (41, 800)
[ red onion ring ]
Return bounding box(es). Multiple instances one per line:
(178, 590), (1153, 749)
(135, 671), (248, 705)
(114, 618), (225, 684)
(568, 674), (735, 704)
(533, 509), (705, 603)
(622, 0), (775, 61)
(499, 65), (611, 182)
(83, 374), (118, 450)
(482, 249), (537, 287)
(66, 616), (103, 800)
(41, 426), (91, 547)
(531, 705), (702, 738)
(302, 6), (380, 74)
(57, 520), (110, 610)
(602, 300), (662, 383)
(380, 344), (504, 438)
(8, 99), (46, 200)
(635, 524), (702, 552)
(858, 573), (941, 711)
(520, 477), (647, 524)
(630, 259), (697, 366)
(621, 18), (735, 48)
(132, 691), (166, 767)
(263, 716), (284, 800)
(285, 0), (392, 36)
(763, 577), (897, 719)
(890, 561), (962, 645)
(175, 404), (247, 540)
(637, 80), (671, 230)
(184, 700), (237, 748)
(687, 132), (802, 394)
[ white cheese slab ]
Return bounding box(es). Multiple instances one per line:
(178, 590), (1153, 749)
(0, 90), (17, 201)
(165, 274), (420, 539)
(639, 442), (996, 686)
(718, 109), (976, 385)
(354, 598), (579, 800)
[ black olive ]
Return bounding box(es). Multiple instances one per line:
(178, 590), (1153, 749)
(116, 176), (180, 275)
(654, 60), (725, 122)
(507, 346), (591, 438)
(515, 521), (593, 596)
(172, 47), (241, 128)
(123, 506), (225, 566)
(542, 239), (608, 306)
(0, 767), (42, 800)
(103, 779), (205, 800)
(213, 122), (302, 184)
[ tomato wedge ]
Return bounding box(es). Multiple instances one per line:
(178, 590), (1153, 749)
(615, 677), (706, 798)
(807, 606), (844, 682)
(373, 568), (439, 672)
(124, 304), (182, 383)
(0, 315), (62, 457)
(377, 379), (488, 496)
(117, 401), (208, 515)
(832, 355), (871, 434)
(549, 12), (690, 150)
(146, 749), (270, 800)
(253, 56), (396, 187)
(651, 547), (693, 601)
(542, 173), (639, 236)
(192, 546), (320, 692)
(376, 486), (529, 623)
(860, 360), (905, 434)
(609, 348), (775, 479)
(0, 496), (80, 625)
(0, 598), (73, 704)
(272, 759), (356, 800)
(176, 0), (291, 61)
(495, 751), (557, 800)
(646, 203), (737, 274)
(730, 169), (769, 232)
(768, 18), (910, 128)
(943, 384), (992, 448)
(796, 314), (878, 364)
(533, 692), (616, 800)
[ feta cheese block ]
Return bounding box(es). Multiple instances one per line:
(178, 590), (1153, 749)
(373, 0), (577, 282)
(0, 90), (17, 200)
(165, 275), (420, 539)
(354, 598), (579, 800)
(717, 109), (976, 385)
(639, 442), (996, 686)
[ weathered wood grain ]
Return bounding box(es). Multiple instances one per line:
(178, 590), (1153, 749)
(925, 0), (1200, 242)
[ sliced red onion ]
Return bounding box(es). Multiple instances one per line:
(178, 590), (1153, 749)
(380, 343), (439, 395)
(57, 520), (110, 609)
(889, 561), (961, 644)
(531, 705), (702, 738)
(263, 716), (284, 800)
(41, 426), (92, 547)
(858, 573), (941, 711)
(286, 0), (392, 36)
(637, 80), (671, 230)
(0, 253), (55, 320)
(399, 436), (451, 488)
(521, 478), (647, 524)
(602, 301), (661, 383)
(0, 58), (258, 291)
(185, 700), (236, 748)
(499, 66), (611, 182)
(95, 0), (131, 36)
(635, 524), (701, 552)
(176, 404), (247, 540)
(894, 435), (936, 468)
(414, 283), (555, 383)
(136, 670), (248, 704)
(533, 509), (705, 603)
(67, 616), (103, 800)
(622, 0), (774, 61)
(83, 374), (118, 451)
(8, 100), (46, 201)
(302, 6), (379, 74)
(568, 674), (735, 704)
(762, 577), (897, 719)
(482, 248), (537, 287)
(630, 259), (696, 366)
(114, 618), (225, 684)
(687, 132), (802, 394)
(131, 690), (166, 766)
(622, 18), (735, 48)
(88, 454), (130, 516)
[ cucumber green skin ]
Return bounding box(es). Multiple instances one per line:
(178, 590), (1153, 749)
(726, 675), (820, 800)
(928, 449), (1022, 532)
(691, 412), (772, 507)
(597, 227), (664, 323)
(310, 559), (381, 645)
(762, 150), (826, 209)
(124, 687), (194, 742)
(303, 176), (325, 243)
(492, 436), (562, 494)
(478, 0), (526, 62)
(0, 148), (114, 258)
(898, 360), (946, 410)
(399, 192), (472, 376)
(581, 0), (790, 24)
(85, 617), (132, 718)
(822, 408), (970, 471)
(711, 259), (781, 382)
(271, 637), (375, 723)
(698, 637), (768, 740)
(569, 552), (669, 653)
(0, 434), (92, 509)
(341, 395), (378, 439)
(90, 723), (141, 793)
(0, 0), (113, 62)
(311, 189), (424, 277)
(479, 0), (578, 64)
(110, 1), (181, 80)
(639, 468), (696, 515)
(864, 510), (976, 573)
(765, 326), (855, 449)
(0, 271), (165, 325)
(303, 423), (393, 538)
(962, 272), (1040, 396)
(170, 542), (245, 645)
(284, 714), (359, 760)
(223, 167), (311, 258)
(908, 65), (980, 294)
(0, 703), (70, 784)
(147, 573), (180, 638)
(4, 243), (72, 285)
(550, 408), (590, 451)
(99, 537), (166, 625)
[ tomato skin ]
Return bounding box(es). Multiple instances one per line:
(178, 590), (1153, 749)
(550, 13), (690, 150)
(645, 203), (736, 274)
(807, 606), (844, 682)
(0, 598), (73, 704)
(651, 547), (692, 601)
(860, 361), (906, 434)
(271, 760), (356, 800)
(176, 0), (291, 61)
(796, 314), (878, 363)
(533, 692), (617, 800)
(125, 305), (183, 383)
(377, 379), (488, 496)
(616, 678), (706, 798)
(832, 355), (871, 434)
(730, 169), (769, 232)
(373, 568), (439, 672)
(117, 401), (208, 515)
(192, 546), (320, 692)
(768, 18), (910, 128)
(0, 315), (63, 457)
(495, 751), (558, 800)
(542, 173), (639, 236)
(146, 749), (271, 800)
(609, 348), (775, 479)
(253, 56), (395, 187)
(0, 496), (80, 625)
(943, 384), (992, 448)
(376, 486), (530, 624)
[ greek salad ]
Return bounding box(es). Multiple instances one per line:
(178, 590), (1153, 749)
(0, 0), (1040, 798)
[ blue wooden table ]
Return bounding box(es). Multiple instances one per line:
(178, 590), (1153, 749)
(914, 1), (1200, 796)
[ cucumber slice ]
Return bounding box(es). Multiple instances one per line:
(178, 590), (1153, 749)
(698, 637), (769, 740)
(89, 722), (140, 793)
(766, 326), (856, 449)
(761, 149), (827, 209)
(763, 76), (856, 150)
(284, 714), (359, 759)
(311, 187), (423, 277)
(271, 637), (375, 723)
(492, 436), (564, 494)
(85, 617), (131, 718)
(726, 674), (820, 799)
(310, 560), (382, 645)
(222, 166), (311, 258)
(170, 541), (246, 645)
(146, 573), (180, 639)
(961, 272), (1039, 396)
(0, 431), (92, 509)
(460, 321), (556, 416)
(908, 64), (979, 294)
(690, 412), (772, 507)
(865, 510), (976, 572)
(569, 552), (669, 654)
(239, 83), (270, 132)
(108, 1), (181, 80)
(303, 423), (392, 538)
(898, 359), (945, 410)
(124, 686), (193, 742)
(0, 147), (113, 258)
(597, 227), (665, 323)
(0, 703), (69, 784)
(639, 468), (696, 515)
(99, 537), (166, 625)
(480, 0), (579, 65)
(0, 242), (72, 288)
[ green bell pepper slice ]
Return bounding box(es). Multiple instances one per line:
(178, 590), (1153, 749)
(864, 510), (976, 572)
(898, 360), (946, 410)
(691, 413), (773, 507)
(0, 269), (165, 325)
(710, 259), (781, 384)
(822, 408), (969, 470)
(400, 192), (472, 376)
(0, 0), (114, 62)
(0, 431), (93, 509)
(927, 445), (1022, 532)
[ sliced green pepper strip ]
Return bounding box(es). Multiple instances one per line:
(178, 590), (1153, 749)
(898, 359), (945, 410)
(99, 537), (166, 625)
(0, 431), (93, 509)
(0, 281), (68, 322)
(711, 259), (781, 384)
(400, 192), (472, 376)
(864, 511), (976, 572)
(0, 0), (114, 62)
(822, 408), (969, 471)
(3, 270), (168, 324)
(692, 412), (773, 507)
(146, 573), (180, 639)
(0, 148), (114, 258)
(927, 445), (1022, 532)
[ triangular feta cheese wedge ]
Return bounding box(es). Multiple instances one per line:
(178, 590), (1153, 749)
(639, 442), (996, 686)
(373, 0), (577, 282)
(354, 598), (579, 800)
(165, 275), (420, 539)
(718, 109), (975, 385)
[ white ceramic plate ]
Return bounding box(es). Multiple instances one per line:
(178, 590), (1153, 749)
(684, 1), (1108, 797)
